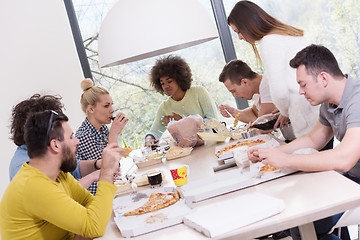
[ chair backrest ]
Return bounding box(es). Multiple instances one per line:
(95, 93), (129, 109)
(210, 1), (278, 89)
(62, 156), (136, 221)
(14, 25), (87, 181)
(333, 206), (360, 228)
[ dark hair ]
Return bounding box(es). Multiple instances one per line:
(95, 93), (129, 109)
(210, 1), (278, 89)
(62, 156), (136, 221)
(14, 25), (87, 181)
(219, 60), (258, 85)
(150, 55), (192, 95)
(228, 1), (303, 64)
(10, 94), (64, 146)
(24, 111), (68, 158)
(289, 44), (344, 78)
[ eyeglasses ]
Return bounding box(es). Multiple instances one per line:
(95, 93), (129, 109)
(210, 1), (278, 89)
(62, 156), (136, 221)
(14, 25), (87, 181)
(46, 110), (59, 146)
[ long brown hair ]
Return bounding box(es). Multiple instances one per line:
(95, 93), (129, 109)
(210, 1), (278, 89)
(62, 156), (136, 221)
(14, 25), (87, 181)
(228, 1), (304, 65)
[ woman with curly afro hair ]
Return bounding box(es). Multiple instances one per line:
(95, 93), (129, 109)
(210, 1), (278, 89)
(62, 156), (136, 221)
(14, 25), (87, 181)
(145, 55), (218, 145)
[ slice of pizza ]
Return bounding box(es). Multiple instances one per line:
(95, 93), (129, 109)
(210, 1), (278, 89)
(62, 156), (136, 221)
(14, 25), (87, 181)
(259, 164), (280, 173)
(124, 192), (179, 216)
(216, 139), (267, 158)
(234, 113), (241, 127)
(120, 147), (133, 157)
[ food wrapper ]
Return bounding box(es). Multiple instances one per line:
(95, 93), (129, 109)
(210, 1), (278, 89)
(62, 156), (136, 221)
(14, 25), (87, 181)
(167, 115), (204, 148)
(232, 146), (250, 168)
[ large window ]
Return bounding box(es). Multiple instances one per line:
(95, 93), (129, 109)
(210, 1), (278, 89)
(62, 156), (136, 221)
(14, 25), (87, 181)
(73, 0), (233, 146)
(73, 0), (360, 147)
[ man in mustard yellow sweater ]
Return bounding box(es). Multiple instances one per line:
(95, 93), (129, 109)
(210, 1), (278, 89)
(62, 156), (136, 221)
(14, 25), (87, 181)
(0, 110), (123, 240)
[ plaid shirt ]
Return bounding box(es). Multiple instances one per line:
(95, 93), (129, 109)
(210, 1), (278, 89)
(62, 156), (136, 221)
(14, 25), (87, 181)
(75, 118), (109, 195)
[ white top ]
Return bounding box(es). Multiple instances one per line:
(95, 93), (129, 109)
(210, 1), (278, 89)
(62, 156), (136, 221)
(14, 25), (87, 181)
(253, 75), (272, 111)
(259, 34), (319, 137)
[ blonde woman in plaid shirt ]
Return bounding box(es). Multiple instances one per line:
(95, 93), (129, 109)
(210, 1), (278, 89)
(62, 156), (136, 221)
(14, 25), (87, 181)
(76, 79), (128, 195)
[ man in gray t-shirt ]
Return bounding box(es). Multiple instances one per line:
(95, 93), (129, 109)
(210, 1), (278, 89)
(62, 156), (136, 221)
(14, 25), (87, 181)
(248, 44), (360, 240)
(319, 75), (360, 179)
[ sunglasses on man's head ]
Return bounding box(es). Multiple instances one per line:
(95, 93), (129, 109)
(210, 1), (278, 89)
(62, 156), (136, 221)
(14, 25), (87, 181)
(46, 110), (59, 146)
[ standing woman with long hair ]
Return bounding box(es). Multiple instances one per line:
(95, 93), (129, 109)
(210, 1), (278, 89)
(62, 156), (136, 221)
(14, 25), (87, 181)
(76, 78), (128, 195)
(228, 2), (336, 239)
(227, 1), (319, 140)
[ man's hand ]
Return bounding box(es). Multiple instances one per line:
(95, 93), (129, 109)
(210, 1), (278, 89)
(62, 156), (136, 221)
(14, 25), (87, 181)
(248, 147), (289, 169)
(161, 112), (182, 126)
(219, 104), (237, 118)
(254, 147), (289, 168)
(248, 147), (261, 163)
(99, 143), (124, 183)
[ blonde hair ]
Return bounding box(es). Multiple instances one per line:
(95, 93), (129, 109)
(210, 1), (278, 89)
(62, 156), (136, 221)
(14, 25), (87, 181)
(80, 78), (109, 114)
(228, 1), (304, 66)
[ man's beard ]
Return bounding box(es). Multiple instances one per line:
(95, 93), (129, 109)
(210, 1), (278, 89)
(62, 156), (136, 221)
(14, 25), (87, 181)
(60, 144), (77, 173)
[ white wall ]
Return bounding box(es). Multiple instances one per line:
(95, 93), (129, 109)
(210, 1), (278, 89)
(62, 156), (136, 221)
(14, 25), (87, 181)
(0, 0), (84, 199)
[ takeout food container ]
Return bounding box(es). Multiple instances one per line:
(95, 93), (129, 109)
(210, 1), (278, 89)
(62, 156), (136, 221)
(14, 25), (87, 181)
(135, 153), (163, 168)
(240, 128), (255, 139)
(215, 134), (271, 160)
(166, 146), (193, 160)
(113, 187), (192, 238)
(197, 132), (229, 142)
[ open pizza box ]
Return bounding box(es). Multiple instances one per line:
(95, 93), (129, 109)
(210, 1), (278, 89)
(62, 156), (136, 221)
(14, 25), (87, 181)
(113, 187), (192, 238)
(215, 134), (272, 164)
(181, 166), (296, 206)
(183, 145), (316, 205)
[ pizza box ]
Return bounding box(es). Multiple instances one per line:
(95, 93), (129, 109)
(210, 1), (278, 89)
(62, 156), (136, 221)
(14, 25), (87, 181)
(215, 134), (272, 160)
(181, 169), (254, 204)
(113, 187), (192, 238)
(115, 183), (133, 196)
(183, 192), (285, 238)
(182, 165), (297, 204)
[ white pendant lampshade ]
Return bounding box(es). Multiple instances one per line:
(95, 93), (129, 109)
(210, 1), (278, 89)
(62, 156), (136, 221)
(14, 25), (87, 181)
(98, 0), (219, 68)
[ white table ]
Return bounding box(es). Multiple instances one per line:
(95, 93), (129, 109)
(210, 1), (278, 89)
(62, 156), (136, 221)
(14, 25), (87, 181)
(96, 139), (360, 239)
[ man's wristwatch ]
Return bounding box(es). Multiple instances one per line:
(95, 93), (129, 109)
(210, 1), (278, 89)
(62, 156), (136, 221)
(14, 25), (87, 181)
(94, 159), (100, 170)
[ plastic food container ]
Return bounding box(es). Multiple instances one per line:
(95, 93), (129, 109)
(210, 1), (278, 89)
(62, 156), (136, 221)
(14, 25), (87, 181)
(240, 128), (255, 139)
